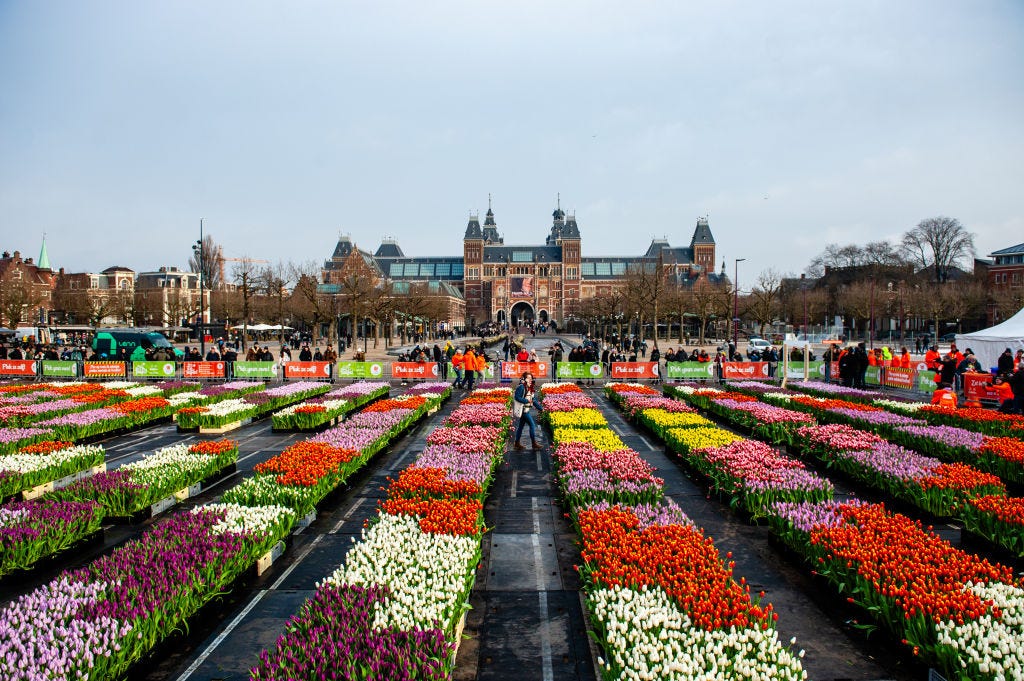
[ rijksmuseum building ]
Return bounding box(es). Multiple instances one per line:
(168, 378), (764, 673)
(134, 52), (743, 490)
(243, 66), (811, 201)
(322, 200), (720, 330)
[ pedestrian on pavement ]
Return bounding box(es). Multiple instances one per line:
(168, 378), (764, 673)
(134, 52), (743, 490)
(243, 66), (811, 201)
(512, 371), (544, 450)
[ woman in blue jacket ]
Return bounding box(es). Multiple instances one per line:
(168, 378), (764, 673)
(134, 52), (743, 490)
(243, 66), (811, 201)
(513, 371), (544, 450)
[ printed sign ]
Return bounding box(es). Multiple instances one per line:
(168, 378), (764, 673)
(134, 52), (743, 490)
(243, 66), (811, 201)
(883, 366), (915, 389)
(41, 360), (78, 378)
(335, 361), (385, 379)
(555, 362), (604, 379)
(665, 362), (715, 379)
(83, 361), (126, 378)
(233, 361), (277, 378)
(509, 276), (534, 298)
(784, 361), (826, 380)
(184, 361), (226, 379)
(915, 370), (938, 394)
(0, 359), (37, 376)
(283, 361), (332, 379)
(501, 361), (549, 379)
(133, 361), (177, 378)
(721, 362), (769, 380)
(964, 372), (1000, 402)
(864, 366), (881, 386)
(392, 362), (440, 379)
(610, 362), (660, 379)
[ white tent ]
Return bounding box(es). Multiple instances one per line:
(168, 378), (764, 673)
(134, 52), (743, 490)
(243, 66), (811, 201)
(956, 306), (1024, 372)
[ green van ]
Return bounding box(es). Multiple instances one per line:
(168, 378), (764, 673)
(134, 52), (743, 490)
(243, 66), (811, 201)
(91, 329), (184, 361)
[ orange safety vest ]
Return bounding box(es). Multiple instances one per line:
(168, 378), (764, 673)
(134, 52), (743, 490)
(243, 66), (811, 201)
(924, 350), (940, 370)
(899, 353), (911, 369)
(452, 352), (464, 368)
(463, 352), (475, 370)
(931, 389), (958, 408)
(476, 353), (487, 371)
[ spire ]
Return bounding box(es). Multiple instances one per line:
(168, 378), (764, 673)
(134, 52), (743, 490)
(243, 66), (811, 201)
(464, 211), (483, 240)
(37, 235), (51, 270)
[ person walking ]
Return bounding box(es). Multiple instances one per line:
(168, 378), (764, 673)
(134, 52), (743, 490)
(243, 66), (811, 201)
(463, 348), (477, 391)
(451, 347), (465, 388)
(512, 372), (544, 450)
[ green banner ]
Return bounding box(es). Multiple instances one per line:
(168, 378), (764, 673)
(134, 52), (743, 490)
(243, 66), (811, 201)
(336, 361), (385, 379)
(665, 362), (715, 379)
(132, 361), (178, 378)
(41, 360), (78, 377)
(555, 362), (604, 379)
(864, 366), (882, 385)
(916, 370), (938, 393)
(784, 360), (825, 379)
(233, 361), (277, 378)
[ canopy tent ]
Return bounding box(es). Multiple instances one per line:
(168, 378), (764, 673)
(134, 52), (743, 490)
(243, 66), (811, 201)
(228, 323), (293, 331)
(956, 306), (1024, 372)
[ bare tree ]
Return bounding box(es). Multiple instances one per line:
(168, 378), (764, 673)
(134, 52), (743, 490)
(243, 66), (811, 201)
(256, 262), (292, 346)
(0, 276), (45, 327)
(289, 262), (332, 344)
(747, 269), (783, 337)
(900, 217), (975, 283)
(943, 280), (988, 333)
(805, 241), (905, 277)
(189, 234), (225, 290)
(231, 257), (262, 350)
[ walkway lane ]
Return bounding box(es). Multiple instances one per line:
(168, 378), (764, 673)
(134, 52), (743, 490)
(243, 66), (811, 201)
(455, 437), (598, 681)
(592, 388), (914, 681)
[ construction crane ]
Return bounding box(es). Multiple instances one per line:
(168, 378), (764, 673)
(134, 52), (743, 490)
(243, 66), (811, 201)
(219, 257), (269, 283)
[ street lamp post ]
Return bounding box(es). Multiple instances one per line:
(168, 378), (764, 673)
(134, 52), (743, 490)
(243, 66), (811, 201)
(192, 219), (206, 357)
(733, 258), (745, 359)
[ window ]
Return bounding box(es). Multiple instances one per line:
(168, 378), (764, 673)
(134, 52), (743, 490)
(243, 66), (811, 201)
(581, 263), (595, 277)
(436, 263), (451, 277)
(420, 263), (435, 277)
(595, 262), (611, 276)
(403, 263), (419, 276)
(452, 263), (464, 277)
(467, 267), (479, 279)
(611, 262), (627, 276)
(566, 267), (578, 279)
(512, 251), (532, 262)
(390, 263), (404, 277)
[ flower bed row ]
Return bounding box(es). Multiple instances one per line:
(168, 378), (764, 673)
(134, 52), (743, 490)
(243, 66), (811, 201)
(47, 440), (239, 518)
(0, 499), (104, 579)
(792, 380), (1024, 438)
(270, 382), (391, 431)
(0, 502), (296, 680)
(176, 381), (331, 430)
(726, 383), (1024, 487)
(1, 441), (106, 500)
(771, 500), (1024, 680)
(670, 383), (1024, 554)
(0, 381), (258, 452)
(0, 383), (452, 678)
(659, 383), (1024, 678)
(540, 382), (808, 680)
(608, 384), (834, 518)
(250, 386), (510, 679)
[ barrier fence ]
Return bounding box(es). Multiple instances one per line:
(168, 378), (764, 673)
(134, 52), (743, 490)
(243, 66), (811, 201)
(0, 358), (975, 399)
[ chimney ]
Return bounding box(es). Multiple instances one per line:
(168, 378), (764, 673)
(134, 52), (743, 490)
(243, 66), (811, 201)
(13, 251), (21, 261)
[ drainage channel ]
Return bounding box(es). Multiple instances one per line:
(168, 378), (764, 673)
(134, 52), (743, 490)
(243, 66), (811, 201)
(590, 387), (915, 681)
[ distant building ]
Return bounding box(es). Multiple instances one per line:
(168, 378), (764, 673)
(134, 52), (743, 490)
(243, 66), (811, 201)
(0, 245), (56, 327)
(54, 266), (135, 326)
(136, 267), (208, 327)
(322, 200), (721, 331)
(987, 242), (1024, 324)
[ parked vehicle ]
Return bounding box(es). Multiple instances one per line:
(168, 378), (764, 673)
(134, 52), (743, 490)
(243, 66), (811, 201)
(91, 329), (184, 361)
(746, 338), (773, 358)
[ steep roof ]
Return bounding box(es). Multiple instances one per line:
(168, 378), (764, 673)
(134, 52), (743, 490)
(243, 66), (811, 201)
(990, 243), (1024, 256)
(483, 245), (563, 263)
(464, 215), (483, 239)
(374, 240), (405, 258)
(38, 238), (51, 270)
(690, 217), (715, 245)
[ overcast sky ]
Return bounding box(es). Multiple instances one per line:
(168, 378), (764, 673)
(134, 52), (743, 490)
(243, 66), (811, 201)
(2, 1), (1022, 284)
